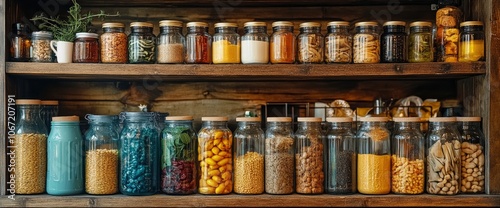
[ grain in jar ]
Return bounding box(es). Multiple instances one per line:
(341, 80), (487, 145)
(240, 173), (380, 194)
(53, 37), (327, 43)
(457, 117), (485, 193)
(295, 117), (324, 194)
(128, 22), (156, 64)
(265, 117), (294, 194)
(241, 22), (269, 64)
(73, 32), (99, 63)
(31, 31), (54, 62)
(270, 21), (295, 64)
(353, 21), (380, 63)
(325, 21), (352, 63)
(408, 21), (433, 63)
(100, 23), (127, 63)
(435, 0), (462, 62)
(185, 22), (212, 64)
(213, 22), (240, 64)
(297, 22), (324, 64)
(157, 20), (185, 64)
(381, 21), (407, 63)
(459, 21), (484, 62)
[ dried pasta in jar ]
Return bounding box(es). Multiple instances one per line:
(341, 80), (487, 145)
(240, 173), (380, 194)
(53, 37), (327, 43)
(353, 21), (380, 64)
(297, 22), (324, 64)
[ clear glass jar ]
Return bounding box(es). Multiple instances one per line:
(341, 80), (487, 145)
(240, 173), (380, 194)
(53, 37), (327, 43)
(119, 112), (159, 195)
(408, 21), (433, 63)
(325, 21), (352, 64)
(297, 22), (323, 64)
(101, 23), (128, 64)
(459, 21), (484, 62)
(270, 21), (295, 64)
(31, 31), (54, 62)
(353, 21), (380, 63)
(161, 116), (197, 194)
(356, 116), (391, 194)
(325, 117), (356, 194)
(40, 100), (59, 135)
(10, 23), (31, 62)
(426, 117), (461, 195)
(241, 22), (269, 64)
(456, 117), (485, 193)
(435, 0), (462, 62)
(84, 114), (119, 195)
(233, 117), (265, 194)
(128, 22), (156, 64)
(295, 117), (324, 194)
(185, 22), (212, 64)
(213, 22), (240, 64)
(391, 117), (425, 194)
(381, 21), (407, 63)
(73, 32), (99, 63)
(157, 20), (185, 64)
(265, 117), (294, 194)
(197, 117), (233, 194)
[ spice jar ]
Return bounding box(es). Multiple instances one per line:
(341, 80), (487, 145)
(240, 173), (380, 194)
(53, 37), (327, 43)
(459, 21), (485, 62)
(353, 21), (380, 63)
(356, 116), (391, 194)
(297, 22), (323, 64)
(84, 114), (119, 195)
(426, 117), (461, 195)
(213, 22), (240, 64)
(233, 117), (265, 194)
(128, 22), (156, 64)
(270, 21), (295, 64)
(198, 117), (233, 194)
(241, 22), (269, 64)
(456, 117), (485, 193)
(435, 0), (462, 62)
(325, 21), (352, 63)
(73, 32), (99, 63)
(31, 31), (54, 62)
(157, 20), (185, 64)
(101, 23), (127, 64)
(408, 21), (434, 63)
(40, 100), (59, 135)
(10, 23), (31, 62)
(160, 116), (197, 194)
(265, 117), (294, 194)
(185, 22), (211, 64)
(381, 21), (407, 63)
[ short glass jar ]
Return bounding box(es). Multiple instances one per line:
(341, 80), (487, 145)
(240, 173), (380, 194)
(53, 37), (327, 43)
(459, 21), (484, 62)
(241, 22), (269, 64)
(297, 22), (323, 64)
(381, 21), (407, 63)
(100, 23), (128, 64)
(265, 117), (294, 194)
(213, 22), (240, 64)
(157, 20), (185, 64)
(270, 21), (295, 64)
(185, 22), (212, 64)
(408, 21), (433, 63)
(325, 21), (352, 63)
(31, 31), (54, 62)
(353, 21), (380, 63)
(73, 32), (99, 63)
(456, 117), (485, 193)
(128, 22), (156, 64)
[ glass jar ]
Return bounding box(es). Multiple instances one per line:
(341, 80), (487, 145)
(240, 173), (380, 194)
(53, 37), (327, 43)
(198, 117), (233, 194)
(456, 117), (485, 193)
(381, 21), (407, 63)
(10, 23), (31, 62)
(295, 117), (324, 194)
(73, 32), (99, 63)
(297, 22), (323, 64)
(31, 31), (54, 62)
(233, 117), (265, 194)
(426, 117), (461, 195)
(270, 21), (295, 64)
(325, 21), (352, 64)
(459, 21), (484, 62)
(325, 117), (356, 194)
(157, 20), (185, 64)
(46, 116), (84, 195)
(13, 99), (47, 194)
(241, 22), (269, 64)
(119, 112), (159, 195)
(356, 116), (391, 194)
(408, 21), (433, 63)
(391, 117), (425, 194)
(128, 22), (156, 64)
(84, 114), (119, 195)
(265, 117), (294, 194)
(101, 23), (128, 64)
(40, 100), (59, 135)
(435, 0), (462, 62)
(212, 22), (240, 64)
(353, 21), (380, 63)
(160, 116), (197, 194)
(185, 22), (212, 64)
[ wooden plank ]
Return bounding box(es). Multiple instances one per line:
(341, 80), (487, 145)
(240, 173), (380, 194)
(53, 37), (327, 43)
(0, 0), (6, 197)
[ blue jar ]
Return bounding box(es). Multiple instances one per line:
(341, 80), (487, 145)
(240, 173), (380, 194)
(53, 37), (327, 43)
(46, 116), (84, 195)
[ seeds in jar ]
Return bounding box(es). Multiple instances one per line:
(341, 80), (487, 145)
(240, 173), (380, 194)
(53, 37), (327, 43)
(85, 149), (119, 195)
(427, 140), (461, 195)
(460, 142), (485, 193)
(353, 34), (380, 63)
(198, 129), (233, 194)
(31, 39), (53, 62)
(234, 151), (264, 194)
(325, 36), (352, 63)
(326, 150), (355, 193)
(157, 43), (184, 63)
(296, 138), (324, 194)
(14, 133), (47, 194)
(298, 34), (323, 63)
(265, 136), (294, 194)
(101, 32), (128, 63)
(391, 155), (424, 194)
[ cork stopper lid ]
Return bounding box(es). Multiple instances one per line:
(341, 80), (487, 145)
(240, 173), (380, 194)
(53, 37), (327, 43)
(41, 100), (59, 105)
(393, 117), (422, 122)
(236, 117), (261, 122)
(52, 116), (79, 122)
(244, 22), (267, 27)
(429, 117), (457, 122)
(201, 116), (228, 121)
(460, 21), (483, 27)
(355, 21), (378, 27)
(297, 117), (322, 122)
(187, 22), (209, 27)
(327, 21), (350, 27)
(383, 21), (406, 27)
(272, 21), (293, 27)
(456, 117), (481, 122)
(102, 22), (124, 28)
(130, 22), (153, 28)
(267, 117), (292, 122)
(165, 116), (193, 121)
(326, 117), (353, 123)
(215, 22), (238, 28)
(410, 21), (432, 28)
(159, 20), (183, 27)
(16, 99), (41, 105)
(358, 117), (390, 122)
(300, 22), (321, 28)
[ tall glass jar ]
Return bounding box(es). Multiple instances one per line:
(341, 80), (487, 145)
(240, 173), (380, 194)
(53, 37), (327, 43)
(101, 23), (128, 63)
(435, 0), (462, 62)
(408, 21), (433, 63)
(73, 32), (99, 63)
(119, 112), (159, 195)
(40, 100), (59, 135)
(161, 116), (197, 194)
(31, 31), (54, 62)
(353, 22), (380, 63)
(426, 117), (461, 195)
(457, 117), (485, 193)
(185, 22), (212, 64)
(297, 22), (323, 64)
(13, 99), (47, 194)
(198, 117), (233, 194)
(391, 117), (425, 194)
(325, 21), (352, 64)
(356, 116), (391, 194)
(213, 22), (240, 64)
(270, 21), (295, 64)
(295, 117), (324, 194)
(241, 22), (269, 64)
(459, 21), (484, 62)
(10, 23), (31, 62)
(265, 117), (294, 194)
(381, 21), (407, 63)
(157, 20), (185, 64)
(128, 22), (156, 64)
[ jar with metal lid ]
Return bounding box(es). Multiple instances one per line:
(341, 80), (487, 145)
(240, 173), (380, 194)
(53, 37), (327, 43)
(356, 116), (391, 194)
(353, 22), (380, 63)
(426, 117), (461, 195)
(128, 22), (156, 64)
(10, 23), (31, 62)
(456, 117), (485, 193)
(73, 32), (99, 63)
(157, 20), (185, 64)
(408, 21), (433, 63)
(185, 22), (212, 64)
(161, 116), (197, 194)
(31, 31), (54, 62)
(435, 0), (462, 62)
(241, 22), (269, 64)
(325, 21), (352, 64)
(197, 117), (233, 194)
(265, 117), (294, 194)
(270, 21), (295, 64)
(40, 100), (59, 134)
(381, 21), (407, 63)
(213, 22), (240, 64)
(101, 23), (128, 63)
(233, 117), (265, 194)
(459, 21), (484, 62)
(297, 22), (323, 64)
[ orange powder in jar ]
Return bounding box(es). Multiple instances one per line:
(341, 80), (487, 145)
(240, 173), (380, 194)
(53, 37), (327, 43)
(357, 154), (391, 194)
(270, 33), (295, 63)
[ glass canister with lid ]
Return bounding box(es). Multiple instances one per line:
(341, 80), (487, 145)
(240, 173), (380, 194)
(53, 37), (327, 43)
(157, 20), (185, 64)
(353, 21), (380, 63)
(185, 22), (212, 64)
(31, 31), (54, 62)
(40, 100), (59, 135)
(297, 22), (324, 64)
(408, 21), (433, 63)
(212, 22), (240, 64)
(101, 22), (128, 63)
(270, 21), (295, 64)
(241, 21), (269, 64)
(381, 21), (407, 63)
(128, 22), (156, 64)
(459, 21), (485, 62)
(73, 32), (99, 63)
(435, 0), (462, 62)
(325, 21), (352, 64)
(456, 117), (485, 193)
(10, 23), (31, 62)
(265, 117), (294, 194)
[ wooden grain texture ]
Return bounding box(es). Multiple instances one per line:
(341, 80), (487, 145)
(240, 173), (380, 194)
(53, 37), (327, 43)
(0, 0), (6, 196)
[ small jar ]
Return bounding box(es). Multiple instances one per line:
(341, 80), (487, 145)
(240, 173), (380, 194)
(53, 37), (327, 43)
(31, 31), (54, 62)
(408, 21), (434, 63)
(40, 100), (59, 135)
(212, 22), (240, 64)
(10, 23), (31, 62)
(241, 22), (269, 64)
(325, 21), (352, 64)
(353, 21), (380, 64)
(270, 21), (295, 64)
(297, 22), (323, 64)
(157, 20), (185, 64)
(457, 117), (485, 193)
(128, 22), (156, 64)
(265, 117), (294, 194)
(185, 22), (212, 64)
(459, 21), (484, 62)
(73, 32), (99, 63)
(381, 21), (407, 63)
(435, 0), (462, 62)
(100, 23), (128, 63)
(295, 117), (324, 194)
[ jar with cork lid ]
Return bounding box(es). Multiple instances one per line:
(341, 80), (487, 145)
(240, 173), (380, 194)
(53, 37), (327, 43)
(297, 22), (324, 64)
(325, 21), (352, 63)
(185, 22), (212, 64)
(270, 21), (295, 64)
(459, 21), (484, 62)
(213, 22), (240, 64)
(456, 117), (485, 193)
(101, 23), (128, 63)
(241, 22), (269, 64)
(353, 21), (380, 63)
(265, 117), (294, 194)
(128, 22), (156, 64)
(157, 20), (185, 64)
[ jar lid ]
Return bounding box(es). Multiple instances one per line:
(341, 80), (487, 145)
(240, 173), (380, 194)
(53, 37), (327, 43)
(272, 21), (293, 27)
(85, 114), (118, 122)
(267, 117), (292, 122)
(41, 100), (59, 105)
(358, 116), (389, 122)
(236, 117), (261, 122)
(121, 111), (156, 118)
(130, 22), (154, 28)
(460, 21), (483, 27)
(456, 117), (482, 122)
(76, 32), (99, 39)
(102, 22), (125, 28)
(327, 21), (349, 27)
(159, 20), (183, 27)
(244, 21), (267, 27)
(383, 21), (406, 27)
(297, 117), (322, 122)
(409, 21), (432, 28)
(202, 116), (228, 121)
(355, 21), (378, 27)
(165, 116), (194, 121)
(52, 115), (79, 122)
(299, 22), (321, 28)
(393, 117), (422, 122)
(429, 117), (457, 122)
(16, 99), (41, 105)
(215, 22), (238, 28)
(187, 22), (209, 27)
(326, 117), (353, 123)
(32, 31), (53, 38)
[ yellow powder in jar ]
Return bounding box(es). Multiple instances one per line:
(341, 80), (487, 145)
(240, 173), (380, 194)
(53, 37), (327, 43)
(212, 39), (240, 63)
(357, 154), (391, 194)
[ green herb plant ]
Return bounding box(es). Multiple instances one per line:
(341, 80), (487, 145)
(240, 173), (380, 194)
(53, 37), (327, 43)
(162, 126), (195, 167)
